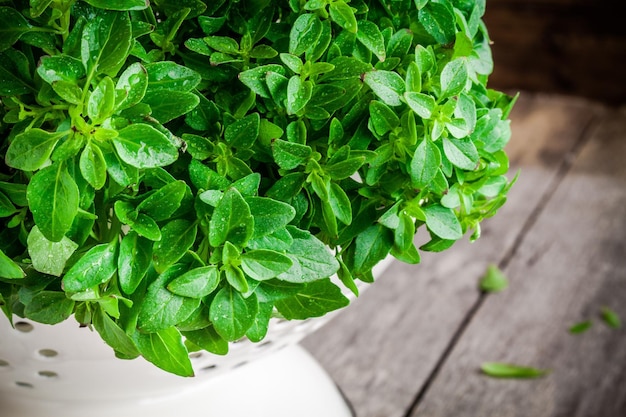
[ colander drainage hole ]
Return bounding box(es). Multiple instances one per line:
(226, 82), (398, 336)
(15, 322), (34, 333)
(38, 370), (58, 378)
(38, 349), (59, 358)
(15, 381), (34, 389)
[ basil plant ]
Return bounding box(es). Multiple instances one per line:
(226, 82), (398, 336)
(0, 0), (516, 376)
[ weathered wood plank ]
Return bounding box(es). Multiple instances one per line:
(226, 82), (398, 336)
(412, 106), (626, 416)
(302, 94), (606, 417)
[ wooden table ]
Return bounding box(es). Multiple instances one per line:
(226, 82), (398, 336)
(302, 92), (626, 417)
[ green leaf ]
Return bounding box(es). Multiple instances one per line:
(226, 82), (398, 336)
(209, 287), (258, 341)
(27, 226), (78, 277)
(83, 0), (149, 11)
(241, 250), (293, 281)
(138, 264), (201, 332)
(209, 188), (253, 248)
(52, 80), (83, 105)
(369, 100), (400, 136)
(442, 137), (479, 170)
(153, 220), (198, 273)
(272, 139), (312, 170)
(24, 291), (75, 325)
(27, 163), (79, 242)
(142, 90), (200, 123)
(601, 307), (621, 329)
(81, 8), (132, 76)
(363, 70), (405, 107)
(479, 264), (508, 293)
(167, 266), (220, 298)
(246, 302), (273, 343)
(354, 224), (393, 275)
(423, 204), (463, 240)
(5, 129), (67, 171)
(404, 92), (436, 119)
(286, 76), (313, 115)
(113, 123), (178, 168)
(204, 36), (239, 55)
(37, 55), (86, 85)
(410, 138), (441, 189)
(133, 327), (194, 377)
(183, 326), (228, 355)
(118, 231), (152, 294)
(277, 227), (340, 283)
(79, 142), (107, 190)
(0, 249), (24, 279)
(0, 7), (31, 52)
(418, 2), (456, 45)
(569, 320), (593, 335)
(137, 180), (187, 221)
(238, 64), (286, 99)
(0, 49), (32, 95)
(247, 196), (296, 238)
(329, 182), (352, 225)
(440, 58), (468, 98)
(395, 212), (416, 251)
(325, 157), (365, 180)
(275, 278), (349, 320)
(225, 113), (260, 148)
(115, 62), (148, 110)
(356, 20), (386, 62)
(329, 1), (357, 33)
(62, 240), (118, 292)
(92, 306), (139, 357)
(481, 362), (549, 379)
(280, 53), (303, 74)
(289, 13), (323, 56)
(145, 61), (201, 92)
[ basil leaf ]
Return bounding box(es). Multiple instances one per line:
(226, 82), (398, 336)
(0, 7), (31, 52)
(356, 20), (386, 62)
(142, 90), (200, 123)
(247, 196), (296, 238)
(118, 231), (152, 295)
(275, 278), (349, 320)
(62, 240), (118, 292)
(145, 61), (201, 92)
(37, 55), (86, 84)
(83, 0), (149, 11)
(479, 264), (508, 293)
(277, 227), (339, 283)
(601, 307), (621, 329)
(418, 2), (456, 45)
(27, 163), (79, 242)
(115, 62), (148, 110)
(209, 286), (258, 341)
(81, 8), (132, 76)
(442, 137), (479, 170)
(404, 92), (436, 119)
(329, 0), (357, 33)
(354, 224), (393, 275)
(24, 291), (75, 325)
(440, 58), (468, 98)
(423, 204), (463, 240)
(481, 362), (549, 379)
(138, 264), (201, 332)
(224, 113), (260, 148)
(245, 302), (273, 343)
(286, 76), (312, 115)
(329, 182), (352, 225)
(369, 100), (400, 136)
(209, 188), (253, 248)
(569, 321), (593, 335)
(27, 226), (78, 277)
(153, 220), (198, 273)
(137, 180), (187, 221)
(79, 142), (107, 190)
(6, 129), (67, 171)
(92, 306), (139, 357)
(167, 266), (220, 298)
(0, 249), (24, 279)
(410, 138), (441, 189)
(113, 123), (178, 168)
(272, 139), (312, 170)
(363, 70), (405, 107)
(133, 327), (194, 377)
(182, 326), (228, 355)
(241, 250), (293, 281)
(289, 13), (322, 56)
(238, 64), (286, 98)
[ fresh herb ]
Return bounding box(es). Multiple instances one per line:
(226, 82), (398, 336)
(481, 362), (550, 379)
(568, 320), (593, 334)
(0, 0), (515, 376)
(600, 307), (621, 329)
(479, 264), (508, 293)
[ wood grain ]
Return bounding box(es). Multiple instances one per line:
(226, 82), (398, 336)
(302, 94), (607, 417)
(412, 106), (626, 416)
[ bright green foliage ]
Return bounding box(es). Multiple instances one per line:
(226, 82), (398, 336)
(0, 0), (515, 376)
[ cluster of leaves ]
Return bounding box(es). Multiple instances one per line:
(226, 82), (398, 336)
(0, 0), (515, 376)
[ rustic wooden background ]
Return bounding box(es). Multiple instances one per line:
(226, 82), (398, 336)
(483, 0), (626, 105)
(303, 92), (626, 416)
